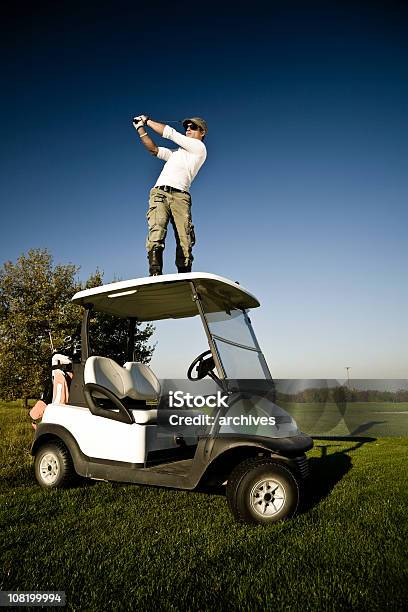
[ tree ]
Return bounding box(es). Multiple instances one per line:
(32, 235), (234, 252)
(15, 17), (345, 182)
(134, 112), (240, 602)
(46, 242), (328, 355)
(90, 312), (155, 365)
(0, 249), (155, 402)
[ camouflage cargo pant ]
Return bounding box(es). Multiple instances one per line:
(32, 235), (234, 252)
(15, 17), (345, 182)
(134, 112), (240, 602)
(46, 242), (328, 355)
(146, 187), (196, 268)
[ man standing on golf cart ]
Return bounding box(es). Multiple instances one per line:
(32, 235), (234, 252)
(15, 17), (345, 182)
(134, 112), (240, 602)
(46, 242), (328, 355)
(133, 115), (207, 276)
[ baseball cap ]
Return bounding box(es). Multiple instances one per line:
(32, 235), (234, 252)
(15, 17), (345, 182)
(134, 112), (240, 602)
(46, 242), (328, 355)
(182, 117), (208, 133)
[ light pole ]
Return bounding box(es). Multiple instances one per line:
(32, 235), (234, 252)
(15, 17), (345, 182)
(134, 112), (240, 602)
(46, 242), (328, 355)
(345, 367), (351, 387)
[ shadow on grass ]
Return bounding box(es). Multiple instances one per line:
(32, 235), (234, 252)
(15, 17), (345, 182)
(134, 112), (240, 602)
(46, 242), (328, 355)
(195, 483), (226, 497)
(349, 422), (386, 436)
(301, 435), (377, 513)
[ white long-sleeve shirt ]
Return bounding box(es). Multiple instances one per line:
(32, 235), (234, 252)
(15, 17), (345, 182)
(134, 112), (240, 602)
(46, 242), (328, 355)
(154, 125), (207, 192)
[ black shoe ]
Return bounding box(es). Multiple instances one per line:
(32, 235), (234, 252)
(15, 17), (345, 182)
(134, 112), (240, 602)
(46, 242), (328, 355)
(177, 265), (192, 273)
(148, 248), (163, 276)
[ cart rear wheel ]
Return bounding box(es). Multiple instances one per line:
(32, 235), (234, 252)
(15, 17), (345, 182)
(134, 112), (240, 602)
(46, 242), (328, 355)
(226, 458), (300, 524)
(34, 441), (75, 489)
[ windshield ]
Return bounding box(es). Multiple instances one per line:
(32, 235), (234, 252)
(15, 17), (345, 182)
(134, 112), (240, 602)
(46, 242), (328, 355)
(205, 309), (257, 347)
(201, 297), (271, 380)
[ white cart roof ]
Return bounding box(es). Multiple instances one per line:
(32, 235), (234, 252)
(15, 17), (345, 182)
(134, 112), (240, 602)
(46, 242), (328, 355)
(71, 272), (260, 321)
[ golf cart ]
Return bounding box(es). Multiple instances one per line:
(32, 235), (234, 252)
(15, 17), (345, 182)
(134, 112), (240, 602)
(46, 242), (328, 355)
(32, 273), (313, 525)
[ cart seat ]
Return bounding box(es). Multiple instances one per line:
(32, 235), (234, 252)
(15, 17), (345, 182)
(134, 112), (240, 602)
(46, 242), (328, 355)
(84, 356), (160, 402)
(123, 361), (161, 400)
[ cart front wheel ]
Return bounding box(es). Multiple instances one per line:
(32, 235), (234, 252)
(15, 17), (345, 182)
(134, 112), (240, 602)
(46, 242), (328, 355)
(226, 458), (300, 524)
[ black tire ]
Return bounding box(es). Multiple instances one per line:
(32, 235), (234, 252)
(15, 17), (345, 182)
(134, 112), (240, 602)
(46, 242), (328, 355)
(226, 458), (300, 525)
(34, 441), (75, 489)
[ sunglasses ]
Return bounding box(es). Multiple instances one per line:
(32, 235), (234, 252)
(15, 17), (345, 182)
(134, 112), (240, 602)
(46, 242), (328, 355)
(184, 122), (202, 131)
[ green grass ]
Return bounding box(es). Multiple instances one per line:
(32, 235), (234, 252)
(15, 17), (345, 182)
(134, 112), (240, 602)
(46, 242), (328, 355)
(1, 401), (407, 611)
(282, 401), (408, 437)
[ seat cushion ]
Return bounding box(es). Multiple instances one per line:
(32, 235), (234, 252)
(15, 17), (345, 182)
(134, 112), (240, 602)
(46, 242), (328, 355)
(84, 357), (160, 403)
(84, 356), (132, 398)
(123, 362), (161, 401)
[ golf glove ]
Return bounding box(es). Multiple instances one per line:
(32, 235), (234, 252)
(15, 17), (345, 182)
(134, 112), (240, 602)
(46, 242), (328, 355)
(133, 116), (145, 129)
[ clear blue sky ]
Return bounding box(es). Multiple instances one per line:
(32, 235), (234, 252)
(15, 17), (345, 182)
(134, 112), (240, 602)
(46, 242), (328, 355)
(1, 0), (407, 378)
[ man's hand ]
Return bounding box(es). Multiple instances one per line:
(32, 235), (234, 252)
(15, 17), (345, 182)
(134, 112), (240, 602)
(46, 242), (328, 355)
(133, 114), (149, 126)
(132, 116), (145, 130)
(133, 115), (158, 155)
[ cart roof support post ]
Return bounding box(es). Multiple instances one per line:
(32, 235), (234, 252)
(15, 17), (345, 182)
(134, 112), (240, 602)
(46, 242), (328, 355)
(81, 304), (93, 363)
(127, 317), (136, 362)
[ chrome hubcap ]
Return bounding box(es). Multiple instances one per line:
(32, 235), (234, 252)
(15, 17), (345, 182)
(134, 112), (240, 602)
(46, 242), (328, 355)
(39, 453), (60, 484)
(250, 478), (286, 516)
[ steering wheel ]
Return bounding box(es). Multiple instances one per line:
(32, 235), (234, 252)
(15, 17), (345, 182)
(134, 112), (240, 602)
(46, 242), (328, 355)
(187, 350), (216, 381)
